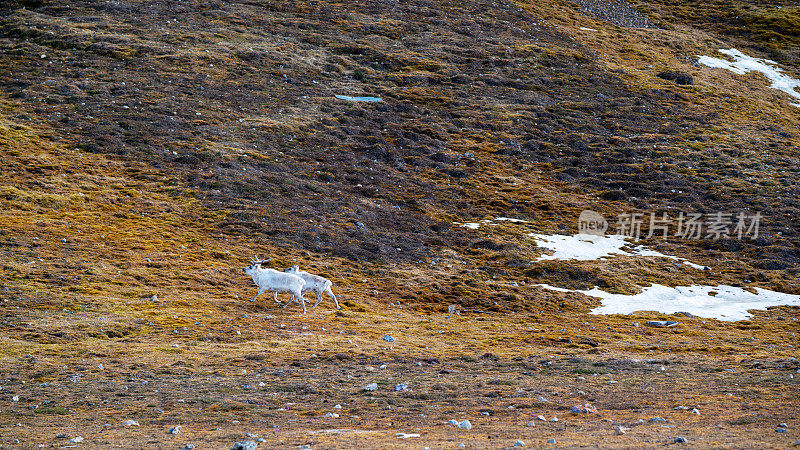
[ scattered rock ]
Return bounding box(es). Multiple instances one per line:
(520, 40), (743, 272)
(646, 321), (678, 328)
(547, 438), (556, 444)
(364, 382), (378, 392)
(648, 417), (667, 422)
(513, 439), (525, 447)
(459, 444), (466, 448)
(571, 403), (597, 414)
(536, 415), (546, 421)
(12, 395), (19, 402)
(615, 426), (628, 435)
(169, 425), (182, 435)
(122, 419), (140, 426)
(150, 294), (159, 302)
(334, 404), (342, 409)
(691, 408), (700, 415)
(792, 439), (800, 446)
(323, 412), (339, 418)
(448, 419), (459, 426)
(458, 419), (472, 430)
(657, 71), (693, 85)
(395, 382), (409, 391)
(674, 436), (688, 443)
(69, 436), (84, 444)
(780, 423), (789, 428)
(776, 427), (788, 433)
(526, 421), (536, 427)
(550, 417), (559, 422)
(383, 335), (395, 343)
(184, 445), (195, 450)
(231, 441), (257, 450)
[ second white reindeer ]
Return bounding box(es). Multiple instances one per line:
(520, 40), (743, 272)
(274, 265), (341, 310)
(244, 257), (308, 313)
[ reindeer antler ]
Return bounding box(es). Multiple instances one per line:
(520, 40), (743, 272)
(248, 256), (271, 265)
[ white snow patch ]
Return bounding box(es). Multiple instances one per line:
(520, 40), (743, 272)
(538, 284), (800, 321)
(495, 217), (530, 223)
(530, 233), (631, 261)
(396, 433), (421, 439)
(530, 233), (706, 269)
(455, 217), (528, 229)
(579, 27), (598, 31)
(698, 48), (800, 102)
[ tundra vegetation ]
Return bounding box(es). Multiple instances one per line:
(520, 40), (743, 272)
(0, 0), (798, 447)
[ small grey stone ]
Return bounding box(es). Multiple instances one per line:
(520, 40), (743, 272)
(780, 423), (789, 428)
(458, 419), (472, 430)
(231, 441), (257, 450)
(526, 421), (536, 427)
(458, 444), (466, 448)
(674, 436), (687, 443)
(776, 428), (788, 433)
(69, 436), (84, 444)
(364, 382), (378, 391)
(547, 438), (556, 444)
(184, 445), (195, 450)
(615, 426), (628, 435)
(246, 433), (259, 438)
(513, 440), (525, 447)
(646, 320), (678, 327)
(122, 419), (140, 426)
(395, 382), (409, 391)
(691, 408), (700, 415)
(792, 439), (800, 446)
(383, 335), (395, 342)
(648, 417), (666, 422)
(169, 425), (182, 434)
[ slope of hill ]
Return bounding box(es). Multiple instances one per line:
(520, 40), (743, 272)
(0, 0), (798, 447)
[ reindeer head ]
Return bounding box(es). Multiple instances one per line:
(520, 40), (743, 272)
(244, 256), (270, 275)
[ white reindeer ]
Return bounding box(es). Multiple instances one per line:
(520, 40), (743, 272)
(274, 265), (341, 310)
(243, 257), (308, 313)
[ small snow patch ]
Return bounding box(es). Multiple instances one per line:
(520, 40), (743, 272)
(396, 433), (420, 438)
(334, 95), (382, 102)
(698, 48), (800, 105)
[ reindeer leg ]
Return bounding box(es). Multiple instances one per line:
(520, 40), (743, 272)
(298, 292), (307, 314)
(251, 287), (266, 302)
(311, 291), (323, 309)
(327, 288), (341, 310)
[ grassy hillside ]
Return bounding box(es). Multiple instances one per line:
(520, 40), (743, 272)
(0, 0), (798, 447)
